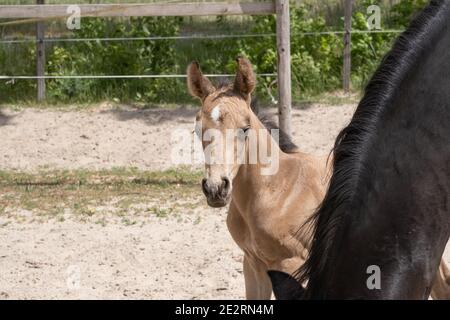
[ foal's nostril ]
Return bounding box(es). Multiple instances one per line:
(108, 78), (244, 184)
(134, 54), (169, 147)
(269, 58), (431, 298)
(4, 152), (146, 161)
(201, 178), (208, 195)
(222, 177), (230, 190)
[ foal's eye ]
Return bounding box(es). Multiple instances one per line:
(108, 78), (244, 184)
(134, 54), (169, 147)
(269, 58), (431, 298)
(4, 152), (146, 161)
(238, 126), (251, 140)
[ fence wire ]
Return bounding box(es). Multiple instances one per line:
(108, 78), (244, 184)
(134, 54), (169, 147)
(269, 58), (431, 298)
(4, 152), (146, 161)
(0, 74), (276, 80)
(0, 29), (403, 44)
(0, 29), (402, 81)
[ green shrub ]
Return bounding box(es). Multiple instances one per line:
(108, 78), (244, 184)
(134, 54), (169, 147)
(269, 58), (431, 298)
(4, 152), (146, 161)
(46, 17), (182, 103)
(0, 0), (428, 105)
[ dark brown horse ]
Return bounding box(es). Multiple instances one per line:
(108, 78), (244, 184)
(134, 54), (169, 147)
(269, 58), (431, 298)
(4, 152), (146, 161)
(269, 0), (450, 299)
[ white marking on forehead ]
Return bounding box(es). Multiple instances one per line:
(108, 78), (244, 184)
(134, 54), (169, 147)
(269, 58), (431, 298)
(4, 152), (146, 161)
(210, 105), (221, 123)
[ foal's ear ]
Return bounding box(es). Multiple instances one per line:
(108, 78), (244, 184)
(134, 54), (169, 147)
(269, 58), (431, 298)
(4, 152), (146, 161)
(233, 56), (256, 99)
(187, 61), (215, 100)
(267, 270), (305, 300)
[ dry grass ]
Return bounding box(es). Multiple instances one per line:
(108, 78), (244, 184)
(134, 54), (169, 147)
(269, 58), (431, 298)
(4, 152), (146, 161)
(0, 167), (205, 224)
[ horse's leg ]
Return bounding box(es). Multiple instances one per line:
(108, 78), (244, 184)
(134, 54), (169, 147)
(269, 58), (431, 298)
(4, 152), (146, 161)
(243, 254), (272, 300)
(243, 255), (258, 299)
(430, 259), (450, 300)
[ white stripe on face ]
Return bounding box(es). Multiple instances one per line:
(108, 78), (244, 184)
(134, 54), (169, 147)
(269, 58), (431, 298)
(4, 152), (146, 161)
(210, 105), (221, 123)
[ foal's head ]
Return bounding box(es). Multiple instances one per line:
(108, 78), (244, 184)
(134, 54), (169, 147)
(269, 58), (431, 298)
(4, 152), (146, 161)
(187, 57), (258, 207)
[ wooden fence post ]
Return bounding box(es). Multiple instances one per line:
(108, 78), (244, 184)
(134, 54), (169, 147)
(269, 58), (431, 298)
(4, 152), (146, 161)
(36, 0), (46, 101)
(276, 0), (292, 137)
(343, 0), (353, 92)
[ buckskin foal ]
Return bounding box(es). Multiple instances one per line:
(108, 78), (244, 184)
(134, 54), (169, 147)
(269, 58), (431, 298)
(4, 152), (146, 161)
(187, 57), (329, 299)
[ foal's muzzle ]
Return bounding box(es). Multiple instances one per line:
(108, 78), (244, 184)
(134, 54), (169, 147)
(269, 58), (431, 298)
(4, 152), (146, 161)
(201, 177), (231, 208)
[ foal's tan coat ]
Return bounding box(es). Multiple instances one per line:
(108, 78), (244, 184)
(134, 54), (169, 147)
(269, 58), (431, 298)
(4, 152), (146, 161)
(187, 57), (450, 300)
(188, 58), (329, 299)
(228, 148), (328, 299)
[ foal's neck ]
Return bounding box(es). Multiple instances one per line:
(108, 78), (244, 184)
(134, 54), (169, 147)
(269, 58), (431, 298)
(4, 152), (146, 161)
(232, 116), (290, 193)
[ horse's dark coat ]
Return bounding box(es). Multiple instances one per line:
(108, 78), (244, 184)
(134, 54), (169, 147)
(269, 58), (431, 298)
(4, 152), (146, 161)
(267, 271), (305, 300)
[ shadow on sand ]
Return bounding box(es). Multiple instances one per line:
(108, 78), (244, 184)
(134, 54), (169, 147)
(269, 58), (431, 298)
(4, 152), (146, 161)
(0, 110), (14, 126)
(100, 105), (198, 126)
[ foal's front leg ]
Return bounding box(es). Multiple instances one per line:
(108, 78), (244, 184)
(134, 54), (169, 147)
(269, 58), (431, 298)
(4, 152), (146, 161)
(243, 254), (272, 300)
(430, 259), (450, 299)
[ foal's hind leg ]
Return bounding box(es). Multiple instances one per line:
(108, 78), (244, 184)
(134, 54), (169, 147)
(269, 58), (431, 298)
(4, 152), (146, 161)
(243, 255), (272, 300)
(430, 259), (450, 300)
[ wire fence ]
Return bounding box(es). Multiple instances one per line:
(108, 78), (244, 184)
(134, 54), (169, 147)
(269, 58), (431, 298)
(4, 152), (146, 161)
(0, 1), (413, 140)
(0, 29), (403, 44)
(0, 29), (403, 80)
(0, 73), (277, 80)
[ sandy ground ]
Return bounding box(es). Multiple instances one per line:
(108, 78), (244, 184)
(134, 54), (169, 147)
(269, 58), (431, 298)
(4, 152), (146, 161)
(0, 103), (355, 171)
(0, 103), (448, 299)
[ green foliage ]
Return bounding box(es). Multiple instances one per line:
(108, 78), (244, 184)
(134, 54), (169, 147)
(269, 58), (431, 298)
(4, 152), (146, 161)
(236, 2), (396, 101)
(0, 43), (36, 102)
(389, 0), (429, 27)
(350, 10), (395, 89)
(0, 0), (428, 105)
(46, 17), (182, 103)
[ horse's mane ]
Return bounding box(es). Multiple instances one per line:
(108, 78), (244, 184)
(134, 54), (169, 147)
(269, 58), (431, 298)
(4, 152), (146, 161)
(250, 99), (298, 153)
(295, 0), (449, 298)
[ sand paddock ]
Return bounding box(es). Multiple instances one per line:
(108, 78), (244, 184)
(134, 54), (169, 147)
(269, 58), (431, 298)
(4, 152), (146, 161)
(0, 103), (448, 299)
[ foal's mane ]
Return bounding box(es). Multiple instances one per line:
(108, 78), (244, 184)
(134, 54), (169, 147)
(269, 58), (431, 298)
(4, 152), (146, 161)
(295, 0), (449, 297)
(250, 99), (298, 153)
